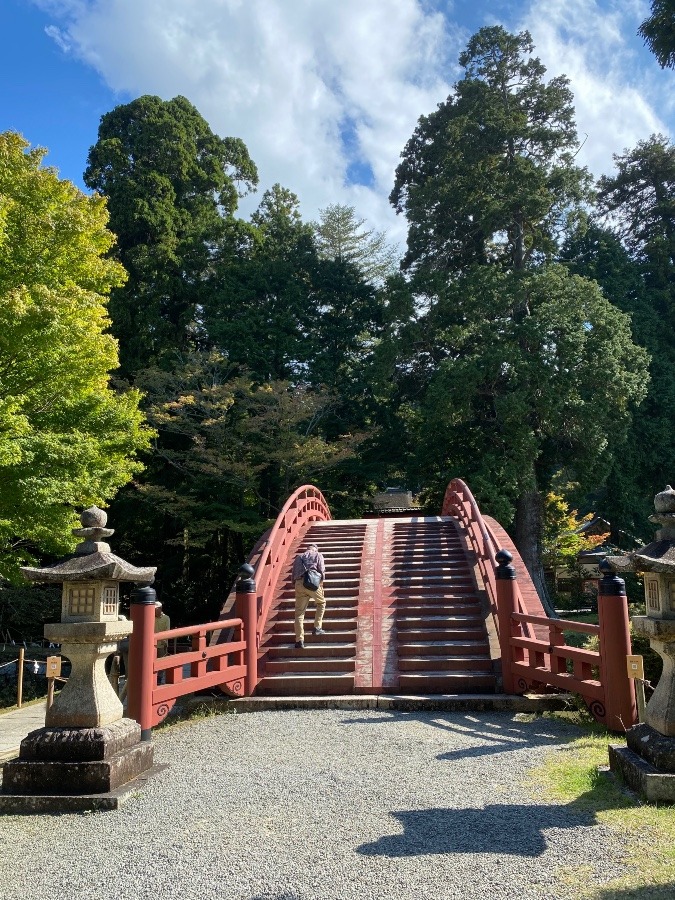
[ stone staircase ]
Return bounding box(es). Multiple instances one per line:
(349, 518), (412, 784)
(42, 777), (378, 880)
(389, 519), (496, 693)
(256, 522), (366, 695)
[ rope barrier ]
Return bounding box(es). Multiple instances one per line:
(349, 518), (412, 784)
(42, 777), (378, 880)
(0, 657), (60, 670)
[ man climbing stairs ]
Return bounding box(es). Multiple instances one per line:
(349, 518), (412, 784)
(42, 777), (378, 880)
(255, 517), (496, 695)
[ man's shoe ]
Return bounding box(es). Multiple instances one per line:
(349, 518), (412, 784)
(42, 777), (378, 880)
(313, 628), (325, 636)
(295, 641), (304, 649)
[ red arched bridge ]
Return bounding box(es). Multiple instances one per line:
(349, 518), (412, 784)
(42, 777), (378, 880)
(127, 480), (637, 738)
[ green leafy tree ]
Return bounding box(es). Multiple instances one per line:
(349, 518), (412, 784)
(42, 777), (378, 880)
(542, 491), (608, 579)
(560, 138), (675, 540)
(84, 95), (258, 377)
(0, 132), (151, 580)
(313, 204), (399, 283)
(206, 185), (317, 382)
(639, 1), (675, 69)
(386, 28), (648, 605)
(123, 351), (360, 621)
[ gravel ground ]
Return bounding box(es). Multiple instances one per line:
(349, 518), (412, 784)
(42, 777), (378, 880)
(0, 709), (630, 900)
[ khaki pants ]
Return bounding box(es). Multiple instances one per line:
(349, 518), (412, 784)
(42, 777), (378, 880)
(294, 578), (326, 642)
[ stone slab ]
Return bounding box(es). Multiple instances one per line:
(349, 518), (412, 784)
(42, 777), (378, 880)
(19, 718), (141, 762)
(376, 693), (574, 713)
(182, 692), (574, 715)
(2, 741), (154, 795)
(609, 744), (675, 803)
(0, 763), (167, 814)
(626, 723), (675, 773)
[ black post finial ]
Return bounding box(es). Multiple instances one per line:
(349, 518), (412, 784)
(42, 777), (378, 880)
(130, 583), (157, 605)
(598, 558), (626, 597)
(495, 548), (516, 580)
(236, 562), (256, 593)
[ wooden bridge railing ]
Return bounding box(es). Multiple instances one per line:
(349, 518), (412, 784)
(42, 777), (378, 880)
(127, 485), (332, 736)
(250, 485), (332, 653)
(443, 478), (637, 733)
(127, 584), (251, 737)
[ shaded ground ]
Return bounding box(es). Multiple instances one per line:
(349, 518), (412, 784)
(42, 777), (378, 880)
(0, 709), (633, 900)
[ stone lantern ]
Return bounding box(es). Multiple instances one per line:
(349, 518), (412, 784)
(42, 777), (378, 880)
(0, 507), (158, 812)
(607, 486), (675, 801)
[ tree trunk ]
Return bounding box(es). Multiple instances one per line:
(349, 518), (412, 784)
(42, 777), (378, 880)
(514, 489), (558, 618)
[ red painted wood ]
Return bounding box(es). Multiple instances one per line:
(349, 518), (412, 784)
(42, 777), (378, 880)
(354, 521), (377, 691)
(236, 586), (258, 696)
(371, 518), (388, 691)
(496, 575), (518, 694)
(598, 588), (637, 731)
(128, 600), (156, 738)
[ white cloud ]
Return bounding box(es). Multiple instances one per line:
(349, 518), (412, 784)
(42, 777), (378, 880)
(34, 0), (675, 244)
(35, 0), (462, 246)
(520, 0), (674, 178)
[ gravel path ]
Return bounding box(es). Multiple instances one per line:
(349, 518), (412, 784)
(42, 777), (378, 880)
(0, 709), (630, 900)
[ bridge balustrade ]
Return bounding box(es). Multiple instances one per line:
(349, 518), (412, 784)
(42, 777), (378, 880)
(127, 485), (331, 734)
(443, 478), (636, 732)
(251, 485), (331, 650)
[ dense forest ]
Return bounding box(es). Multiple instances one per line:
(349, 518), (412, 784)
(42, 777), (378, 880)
(1, 13), (674, 636)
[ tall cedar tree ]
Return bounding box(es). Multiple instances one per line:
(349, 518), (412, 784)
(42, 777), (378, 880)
(84, 95), (258, 378)
(313, 203), (399, 283)
(563, 136), (675, 540)
(387, 27), (649, 605)
(639, 0), (675, 69)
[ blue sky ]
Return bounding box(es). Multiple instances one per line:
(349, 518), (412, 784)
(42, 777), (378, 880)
(2, 0), (673, 241)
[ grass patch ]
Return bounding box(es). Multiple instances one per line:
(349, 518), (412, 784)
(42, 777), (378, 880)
(153, 697), (235, 733)
(0, 694), (49, 715)
(529, 713), (675, 898)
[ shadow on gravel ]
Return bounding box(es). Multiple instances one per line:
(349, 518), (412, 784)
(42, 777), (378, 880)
(341, 711), (577, 762)
(356, 802), (596, 858)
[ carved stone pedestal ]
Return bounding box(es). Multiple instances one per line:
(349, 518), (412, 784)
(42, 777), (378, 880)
(0, 719), (154, 813)
(609, 724), (675, 803)
(0, 719), (157, 813)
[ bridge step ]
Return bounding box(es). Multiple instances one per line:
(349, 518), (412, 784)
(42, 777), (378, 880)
(397, 628), (487, 641)
(397, 641), (489, 656)
(398, 656), (493, 672)
(265, 658), (356, 675)
(265, 627), (357, 643)
(256, 673), (355, 696)
(398, 672), (496, 693)
(271, 643), (357, 658)
(269, 609), (358, 624)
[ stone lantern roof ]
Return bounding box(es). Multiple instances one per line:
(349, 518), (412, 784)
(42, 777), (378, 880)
(607, 486), (675, 576)
(21, 506), (156, 584)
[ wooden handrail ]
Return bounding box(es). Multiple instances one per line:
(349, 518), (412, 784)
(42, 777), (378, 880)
(442, 478), (502, 628)
(251, 485), (331, 656)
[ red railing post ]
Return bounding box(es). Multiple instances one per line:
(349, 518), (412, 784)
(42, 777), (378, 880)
(127, 583), (157, 741)
(597, 560), (637, 732)
(496, 549), (518, 694)
(236, 563), (258, 697)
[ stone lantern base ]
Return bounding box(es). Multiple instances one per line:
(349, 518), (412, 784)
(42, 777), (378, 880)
(0, 718), (157, 813)
(609, 724), (675, 803)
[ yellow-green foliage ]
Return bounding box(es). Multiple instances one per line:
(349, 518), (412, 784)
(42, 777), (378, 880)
(0, 132), (152, 577)
(530, 714), (675, 898)
(542, 491), (609, 572)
